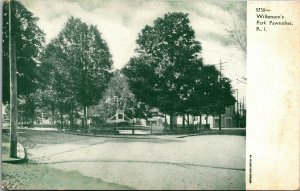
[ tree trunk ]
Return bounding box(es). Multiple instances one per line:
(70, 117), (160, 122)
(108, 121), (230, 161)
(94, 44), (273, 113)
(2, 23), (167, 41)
(132, 110), (135, 134)
(206, 114), (208, 125)
(9, 1), (18, 157)
(187, 114), (190, 125)
(60, 111), (63, 129)
(83, 106), (87, 128)
(170, 114), (174, 131)
(192, 115), (195, 128)
(70, 109), (74, 130)
(182, 114), (185, 128)
(219, 114), (222, 130)
(51, 105), (55, 125)
(199, 114), (202, 129)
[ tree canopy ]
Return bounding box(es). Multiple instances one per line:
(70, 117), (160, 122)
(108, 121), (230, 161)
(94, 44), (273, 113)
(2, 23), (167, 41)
(2, 0), (45, 103)
(96, 70), (151, 121)
(123, 12), (236, 130)
(45, 17), (113, 107)
(188, 65), (236, 116)
(40, 17), (113, 127)
(123, 12), (203, 116)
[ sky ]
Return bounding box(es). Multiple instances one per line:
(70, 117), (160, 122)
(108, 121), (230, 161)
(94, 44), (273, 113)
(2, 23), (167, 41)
(20, 0), (247, 100)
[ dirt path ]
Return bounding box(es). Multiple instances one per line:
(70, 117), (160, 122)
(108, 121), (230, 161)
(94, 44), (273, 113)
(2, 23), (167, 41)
(2, 131), (132, 190)
(3, 129), (245, 190)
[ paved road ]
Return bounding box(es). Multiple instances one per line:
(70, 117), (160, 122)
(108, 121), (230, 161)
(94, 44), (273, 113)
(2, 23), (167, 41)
(16, 130), (245, 190)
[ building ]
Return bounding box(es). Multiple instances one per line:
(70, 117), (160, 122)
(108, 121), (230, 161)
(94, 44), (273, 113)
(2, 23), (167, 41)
(212, 105), (237, 128)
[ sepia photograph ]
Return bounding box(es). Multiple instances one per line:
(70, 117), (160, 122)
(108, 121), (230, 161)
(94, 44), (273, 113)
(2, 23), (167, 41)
(1, 0), (248, 190)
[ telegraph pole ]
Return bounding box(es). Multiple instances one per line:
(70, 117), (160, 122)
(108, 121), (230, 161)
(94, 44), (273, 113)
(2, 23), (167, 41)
(218, 59), (222, 130)
(236, 89), (239, 128)
(219, 59), (229, 80)
(9, 1), (18, 158)
(240, 101), (242, 117)
(218, 59), (228, 130)
(242, 96), (245, 114)
(242, 96), (245, 128)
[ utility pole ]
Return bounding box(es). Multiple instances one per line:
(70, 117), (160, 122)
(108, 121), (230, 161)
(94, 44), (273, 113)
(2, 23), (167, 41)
(219, 59), (229, 80)
(242, 96), (245, 128)
(218, 59), (228, 130)
(9, 1), (18, 158)
(243, 96), (245, 114)
(132, 108), (135, 135)
(240, 101), (242, 117)
(236, 89), (239, 128)
(219, 59), (222, 80)
(219, 59), (224, 80)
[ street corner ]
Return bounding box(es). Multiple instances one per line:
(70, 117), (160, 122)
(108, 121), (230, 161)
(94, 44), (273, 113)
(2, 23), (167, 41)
(17, 142), (26, 159)
(2, 142), (28, 164)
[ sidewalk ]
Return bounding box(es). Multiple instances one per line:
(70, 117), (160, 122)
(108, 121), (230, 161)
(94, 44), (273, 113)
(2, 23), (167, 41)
(2, 134), (27, 164)
(2, 162), (132, 190)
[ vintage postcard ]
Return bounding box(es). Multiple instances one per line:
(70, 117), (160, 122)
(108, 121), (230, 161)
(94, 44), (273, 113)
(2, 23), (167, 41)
(0, 0), (299, 190)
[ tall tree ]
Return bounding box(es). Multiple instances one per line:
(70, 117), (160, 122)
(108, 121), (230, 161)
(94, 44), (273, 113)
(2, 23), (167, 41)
(18, 93), (36, 125)
(123, 12), (203, 129)
(2, 0), (45, 103)
(42, 17), (113, 128)
(96, 70), (133, 120)
(188, 65), (235, 130)
(205, 73), (236, 130)
(40, 48), (78, 128)
(186, 65), (218, 119)
(95, 70), (151, 122)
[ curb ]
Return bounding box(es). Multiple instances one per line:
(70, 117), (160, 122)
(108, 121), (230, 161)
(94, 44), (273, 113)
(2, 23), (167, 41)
(63, 131), (160, 139)
(2, 142), (28, 164)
